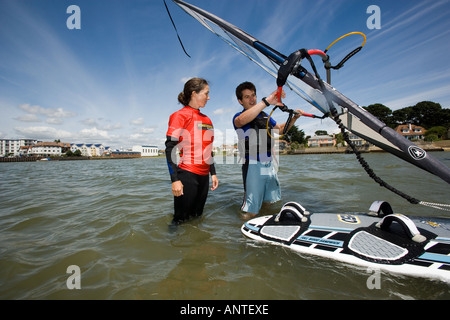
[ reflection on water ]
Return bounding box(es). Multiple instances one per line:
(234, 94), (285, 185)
(0, 153), (449, 299)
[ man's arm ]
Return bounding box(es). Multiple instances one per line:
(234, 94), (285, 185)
(275, 109), (304, 132)
(234, 90), (281, 128)
(234, 100), (267, 128)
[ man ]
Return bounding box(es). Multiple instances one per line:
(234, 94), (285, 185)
(233, 82), (303, 220)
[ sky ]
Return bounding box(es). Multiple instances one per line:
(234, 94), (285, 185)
(1, 0), (450, 150)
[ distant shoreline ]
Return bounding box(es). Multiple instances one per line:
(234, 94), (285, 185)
(1, 141), (449, 163)
(0, 155), (161, 163)
(285, 141), (449, 155)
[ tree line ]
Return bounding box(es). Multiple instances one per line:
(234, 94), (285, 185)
(363, 101), (449, 130)
(363, 101), (449, 141)
(285, 100), (449, 145)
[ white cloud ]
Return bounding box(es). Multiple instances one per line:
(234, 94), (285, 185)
(384, 86), (450, 110)
(15, 114), (41, 122)
(129, 133), (146, 140)
(80, 119), (123, 131)
(50, 108), (77, 119)
(81, 118), (98, 126)
(14, 126), (72, 140)
(16, 104), (76, 126)
(46, 118), (63, 125)
(213, 108), (233, 115)
(101, 123), (123, 131)
(130, 117), (145, 126)
(140, 128), (155, 134)
(18, 104), (76, 118)
(79, 128), (110, 140)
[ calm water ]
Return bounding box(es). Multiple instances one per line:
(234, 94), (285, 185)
(0, 152), (449, 300)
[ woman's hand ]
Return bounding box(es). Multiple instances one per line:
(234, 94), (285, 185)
(210, 175), (219, 191)
(172, 180), (184, 197)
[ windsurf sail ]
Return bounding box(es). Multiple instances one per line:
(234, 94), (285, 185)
(170, 0), (450, 187)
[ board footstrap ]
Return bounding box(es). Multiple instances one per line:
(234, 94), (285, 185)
(343, 214), (434, 265)
(259, 202), (311, 245)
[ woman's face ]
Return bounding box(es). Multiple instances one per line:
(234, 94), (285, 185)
(191, 85), (210, 109)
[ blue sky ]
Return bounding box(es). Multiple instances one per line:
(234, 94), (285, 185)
(1, 0), (450, 150)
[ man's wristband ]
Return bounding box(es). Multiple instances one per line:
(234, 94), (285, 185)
(262, 97), (270, 107)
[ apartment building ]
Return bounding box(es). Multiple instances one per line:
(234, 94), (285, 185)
(0, 139), (39, 157)
(132, 145), (159, 157)
(28, 141), (71, 157)
(70, 143), (109, 157)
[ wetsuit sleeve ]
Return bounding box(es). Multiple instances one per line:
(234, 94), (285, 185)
(232, 112), (242, 129)
(269, 116), (277, 127)
(165, 136), (179, 182)
(210, 152), (216, 176)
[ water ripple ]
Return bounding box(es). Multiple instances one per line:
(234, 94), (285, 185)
(1, 155), (449, 299)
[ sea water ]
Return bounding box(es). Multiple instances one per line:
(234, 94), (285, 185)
(0, 152), (449, 300)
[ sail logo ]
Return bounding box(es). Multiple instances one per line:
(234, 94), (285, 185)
(408, 146), (426, 160)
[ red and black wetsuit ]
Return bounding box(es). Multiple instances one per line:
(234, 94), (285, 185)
(165, 106), (216, 223)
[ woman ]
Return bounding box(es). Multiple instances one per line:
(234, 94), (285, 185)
(165, 78), (219, 224)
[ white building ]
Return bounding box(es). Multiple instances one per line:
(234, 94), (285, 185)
(347, 133), (366, 147)
(0, 139), (38, 157)
(213, 144), (238, 156)
(307, 135), (336, 148)
(71, 143), (85, 154)
(132, 145), (159, 157)
(85, 143), (106, 157)
(70, 143), (108, 157)
(28, 142), (71, 157)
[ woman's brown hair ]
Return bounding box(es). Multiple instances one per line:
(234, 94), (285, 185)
(178, 78), (209, 106)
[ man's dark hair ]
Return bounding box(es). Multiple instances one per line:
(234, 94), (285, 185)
(235, 81), (256, 101)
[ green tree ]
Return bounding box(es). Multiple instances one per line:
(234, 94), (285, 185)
(425, 126), (447, 140)
(335, 132), (345, 146)
(364, 103), (393, 127)
(392, 106), (414, 126)
(285, 125), (307, 145)
(315, 130), (328, 136)
(410, 101), (442, 129)
(424, 134), (439, 142)
(436, 108), (450, 129)
(290, 141), (301, 150)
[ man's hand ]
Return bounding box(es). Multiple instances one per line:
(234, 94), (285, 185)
(266, 89), (285, 106)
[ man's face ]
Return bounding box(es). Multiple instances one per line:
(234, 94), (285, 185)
(238, 89), (257, 110)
